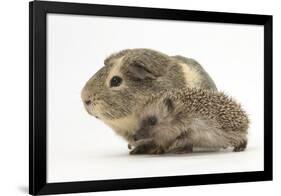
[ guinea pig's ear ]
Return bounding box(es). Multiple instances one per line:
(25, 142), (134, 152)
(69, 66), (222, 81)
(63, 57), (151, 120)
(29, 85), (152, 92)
(163, 98), (174, 113)
(128, 63), (157, 80)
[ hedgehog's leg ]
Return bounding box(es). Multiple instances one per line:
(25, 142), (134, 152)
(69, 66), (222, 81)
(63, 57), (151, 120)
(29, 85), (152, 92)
(168, 143), (193, 154)
(167, 133), (193, 154)
(233, 133), (247, 152)
(233, 138), (247, 152)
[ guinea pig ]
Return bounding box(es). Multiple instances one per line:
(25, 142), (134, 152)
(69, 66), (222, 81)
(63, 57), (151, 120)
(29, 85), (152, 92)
(81, 48), (217, 145)
(130, 88), (249, 155)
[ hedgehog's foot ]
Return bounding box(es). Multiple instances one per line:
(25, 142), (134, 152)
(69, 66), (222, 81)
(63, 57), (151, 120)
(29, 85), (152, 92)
(233, 139), (247, 152)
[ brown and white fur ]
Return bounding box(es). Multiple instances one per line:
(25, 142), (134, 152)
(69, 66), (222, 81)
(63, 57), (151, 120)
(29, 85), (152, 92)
(130, 88), (249, 155)
(81, 49), (217, 147)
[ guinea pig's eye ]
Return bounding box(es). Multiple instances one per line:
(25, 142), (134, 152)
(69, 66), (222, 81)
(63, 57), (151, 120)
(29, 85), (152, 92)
(110, 76), (122, 87)
(148, 116), (157, 126)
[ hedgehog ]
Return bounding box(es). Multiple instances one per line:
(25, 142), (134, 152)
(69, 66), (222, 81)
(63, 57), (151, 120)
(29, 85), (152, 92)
(130, 88), (249, 154)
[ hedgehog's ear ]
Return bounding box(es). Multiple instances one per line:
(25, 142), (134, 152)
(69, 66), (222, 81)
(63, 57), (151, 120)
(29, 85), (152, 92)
(128, 62), (157, 80)
(163, 98), (174, 113)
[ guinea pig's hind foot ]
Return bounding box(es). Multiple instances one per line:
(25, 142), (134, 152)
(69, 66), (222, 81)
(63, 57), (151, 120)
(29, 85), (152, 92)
(233, 140), (247, 152)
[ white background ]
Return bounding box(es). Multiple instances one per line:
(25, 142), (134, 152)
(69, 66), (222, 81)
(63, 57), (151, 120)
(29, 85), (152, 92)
(0, 0), (280, 196)
(47, 13), (264, 182)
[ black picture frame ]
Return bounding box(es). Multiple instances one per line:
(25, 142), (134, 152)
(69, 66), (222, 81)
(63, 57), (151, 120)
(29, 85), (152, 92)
(29, 0), (273, 195)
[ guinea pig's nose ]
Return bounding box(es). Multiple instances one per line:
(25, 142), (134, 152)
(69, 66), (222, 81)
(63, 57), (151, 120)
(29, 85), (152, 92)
(85, 100), (92, 106)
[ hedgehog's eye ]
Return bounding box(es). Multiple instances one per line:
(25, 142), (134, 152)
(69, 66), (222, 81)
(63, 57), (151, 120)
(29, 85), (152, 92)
(148, 116), (157, 126)
(110, 76), (122, 87)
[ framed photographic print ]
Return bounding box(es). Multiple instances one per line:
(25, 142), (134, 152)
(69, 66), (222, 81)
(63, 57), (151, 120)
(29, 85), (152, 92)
(29, 0), (273, 195)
